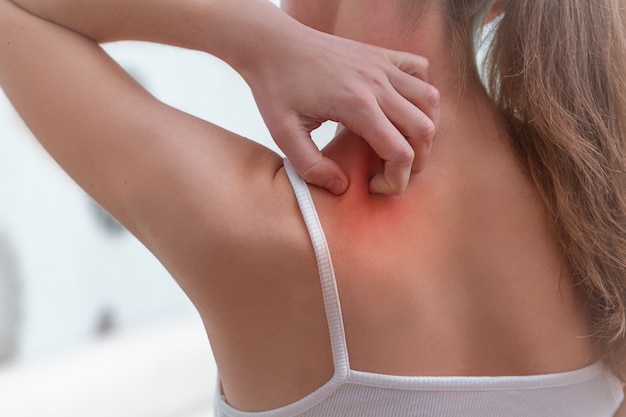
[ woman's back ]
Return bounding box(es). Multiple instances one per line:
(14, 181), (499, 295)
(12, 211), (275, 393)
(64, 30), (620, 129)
(0, 0), (623, 414)
(211, 92), (599, 411)
(315, 114), (594, 378)
(207, 3), (619, 409)
(214, 158), (621, 416)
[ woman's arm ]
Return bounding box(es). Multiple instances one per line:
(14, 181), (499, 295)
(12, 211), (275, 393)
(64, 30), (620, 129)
(0, 0), (437, 405)
(0, 0), (437, 309)
(9, 0), (290, 61)
(0, 0), (281, 298)
(6, 0), (438, 195)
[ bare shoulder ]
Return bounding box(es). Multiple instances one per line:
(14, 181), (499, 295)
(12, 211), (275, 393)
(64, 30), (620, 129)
(127, 138), (317, 312)
(189, 164), (334, 410)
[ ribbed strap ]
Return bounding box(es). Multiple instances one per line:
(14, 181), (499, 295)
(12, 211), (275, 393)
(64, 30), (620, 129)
(284, 159), (350, 378)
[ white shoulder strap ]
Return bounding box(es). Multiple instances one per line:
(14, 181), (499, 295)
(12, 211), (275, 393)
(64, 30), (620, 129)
(284, 159), (350, 377)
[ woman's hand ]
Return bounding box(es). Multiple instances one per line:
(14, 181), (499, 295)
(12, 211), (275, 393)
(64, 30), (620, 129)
(242, 25), (440, 195)
(4, 0), (438, 195)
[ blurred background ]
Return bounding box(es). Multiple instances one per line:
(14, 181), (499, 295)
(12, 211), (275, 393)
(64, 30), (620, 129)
(0, 3), (337, 415)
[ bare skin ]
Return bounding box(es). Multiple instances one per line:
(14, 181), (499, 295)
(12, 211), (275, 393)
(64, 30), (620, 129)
(6, 0), (437, 196)
(0, 0), (602, 413)
(217, 1), (596, 410)
(619, 395), (626, 417)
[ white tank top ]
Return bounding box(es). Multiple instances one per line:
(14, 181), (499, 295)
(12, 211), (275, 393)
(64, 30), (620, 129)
(214, 159), (624, 417)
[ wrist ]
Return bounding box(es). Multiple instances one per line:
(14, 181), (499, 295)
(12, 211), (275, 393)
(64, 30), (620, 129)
(206, 1), (306, 85)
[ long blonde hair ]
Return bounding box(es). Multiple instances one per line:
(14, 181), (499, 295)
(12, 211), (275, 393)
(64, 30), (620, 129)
(441, 0), (626, 379)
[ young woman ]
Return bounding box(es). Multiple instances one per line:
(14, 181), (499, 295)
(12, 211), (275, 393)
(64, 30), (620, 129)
(0, 0), (624, 416)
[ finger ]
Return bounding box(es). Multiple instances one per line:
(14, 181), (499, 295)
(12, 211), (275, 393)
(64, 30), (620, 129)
(272, 123), (349, 195)
(385, 50), (430, 81)
(389, 69), (441, 130)
(369, 159), (413, 195)
(378, 91), (437, 173)
(341, 102), (414, 195)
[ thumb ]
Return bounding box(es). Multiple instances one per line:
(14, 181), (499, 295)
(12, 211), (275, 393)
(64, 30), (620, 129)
(296, 152), (349, 195)
(271, 122), (348, 195)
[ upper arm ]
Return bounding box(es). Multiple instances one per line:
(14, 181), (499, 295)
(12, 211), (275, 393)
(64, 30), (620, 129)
(0, 0), (300, 299)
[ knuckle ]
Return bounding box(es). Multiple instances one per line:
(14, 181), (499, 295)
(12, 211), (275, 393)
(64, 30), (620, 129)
(346, 91), (375, 110)
(394, 145), (415, 165)
(345, 96), (380, 128)
(422, 119), (437, 141)
(424, 85), (440, 107)
(412, 115), (436, 142)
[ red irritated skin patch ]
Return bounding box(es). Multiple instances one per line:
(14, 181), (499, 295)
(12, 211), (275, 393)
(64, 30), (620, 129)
(307, 130), (447, 274)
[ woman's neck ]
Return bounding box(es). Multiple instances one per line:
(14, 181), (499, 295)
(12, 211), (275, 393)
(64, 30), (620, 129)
(326, 1), (504, 191)
(332, 0), (464, 95)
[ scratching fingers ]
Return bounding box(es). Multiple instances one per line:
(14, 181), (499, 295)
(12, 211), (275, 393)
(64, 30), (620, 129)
(272, 118), (348, 195)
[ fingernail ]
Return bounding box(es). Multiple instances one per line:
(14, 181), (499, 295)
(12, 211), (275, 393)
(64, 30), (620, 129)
(327, 178), (347, 195)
